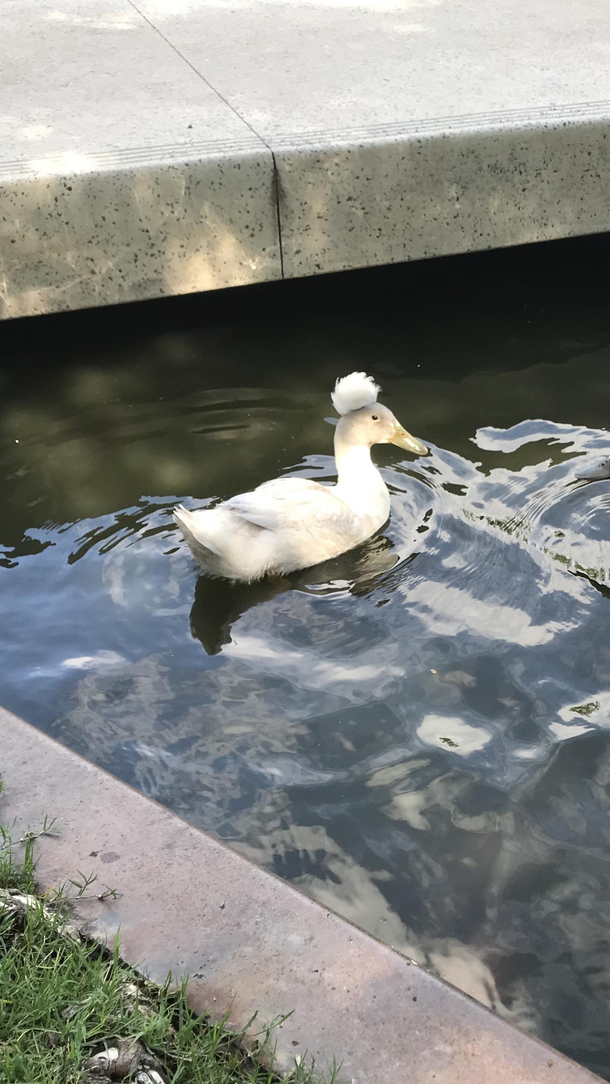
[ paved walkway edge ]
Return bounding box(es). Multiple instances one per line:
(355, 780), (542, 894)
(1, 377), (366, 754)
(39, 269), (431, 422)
(3, 0), (610, 318)
(5, 106), (610, 320)
(0, 706), (601, 1083)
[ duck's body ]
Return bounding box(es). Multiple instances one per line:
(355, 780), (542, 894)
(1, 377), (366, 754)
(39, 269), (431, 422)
(174, 450), (389, 581)
(174, 373), (427, 582)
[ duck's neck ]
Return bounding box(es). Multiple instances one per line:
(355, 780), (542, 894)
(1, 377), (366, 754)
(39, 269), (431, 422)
(334, 431), (390, 520)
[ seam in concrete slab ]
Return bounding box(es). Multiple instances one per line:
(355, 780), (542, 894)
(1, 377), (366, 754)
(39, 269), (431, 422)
(271, 150), (286, 279)
(125, 0), (286, 279)
(125, 0), (262, 143)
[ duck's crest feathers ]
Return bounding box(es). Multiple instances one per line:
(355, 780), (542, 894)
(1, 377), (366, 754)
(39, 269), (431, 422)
(331, 372), (380, 415)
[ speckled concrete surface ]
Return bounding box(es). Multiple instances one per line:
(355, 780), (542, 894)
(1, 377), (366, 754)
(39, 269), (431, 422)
(1, 706), (602, 1083)
(274, 112), (610, 277)
(0, 0), (280, 318)
(0, 149), (278, 318)
(3, 0), (610, 315)
(133, 0), (610, 280)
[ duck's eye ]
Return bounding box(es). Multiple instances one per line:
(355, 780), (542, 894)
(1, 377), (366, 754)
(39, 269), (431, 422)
(371, 414), (379, 421)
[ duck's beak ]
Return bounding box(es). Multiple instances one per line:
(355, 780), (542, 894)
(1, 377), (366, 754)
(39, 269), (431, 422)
(390, 424), (429, 456)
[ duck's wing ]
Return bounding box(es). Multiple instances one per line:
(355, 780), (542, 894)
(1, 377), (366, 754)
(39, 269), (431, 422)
(224, 477), (350, 531)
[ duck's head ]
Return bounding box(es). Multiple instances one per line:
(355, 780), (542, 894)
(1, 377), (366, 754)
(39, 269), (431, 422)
(577, 455), (610, 481)
(331, 372), (428, 456)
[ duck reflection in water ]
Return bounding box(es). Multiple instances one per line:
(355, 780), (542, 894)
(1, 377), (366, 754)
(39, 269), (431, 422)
(189, 533), (400, 655)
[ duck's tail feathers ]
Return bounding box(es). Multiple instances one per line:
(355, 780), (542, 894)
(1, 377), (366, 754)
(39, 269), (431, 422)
(173, 504), (222, 565)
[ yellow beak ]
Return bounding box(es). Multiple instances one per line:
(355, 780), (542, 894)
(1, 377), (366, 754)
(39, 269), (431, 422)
(390, 424), (429, 456)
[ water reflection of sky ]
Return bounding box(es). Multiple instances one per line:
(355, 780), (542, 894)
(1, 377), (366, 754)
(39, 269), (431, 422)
(2, 261), (610, 1078)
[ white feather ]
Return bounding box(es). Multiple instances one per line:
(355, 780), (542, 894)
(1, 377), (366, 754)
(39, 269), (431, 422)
(331, 372), (380, 416)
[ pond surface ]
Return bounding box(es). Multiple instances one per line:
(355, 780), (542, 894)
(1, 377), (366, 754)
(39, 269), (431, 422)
(2, 240), (610, 1077)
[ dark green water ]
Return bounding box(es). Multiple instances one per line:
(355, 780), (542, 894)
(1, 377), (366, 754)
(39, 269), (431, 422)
(2, 238), (610, 1076)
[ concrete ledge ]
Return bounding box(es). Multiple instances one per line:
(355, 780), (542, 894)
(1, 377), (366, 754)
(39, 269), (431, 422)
(0, 0), (280, 318)
(132, 0), (610, 280)
(274, 108), (610, 278)
(0, 706), (600, 1083)
(3, 1), (610, 317)
(0, 144), (279, 319)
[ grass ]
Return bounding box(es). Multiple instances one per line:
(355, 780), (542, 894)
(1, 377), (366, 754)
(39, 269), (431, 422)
(0, 788), (332, 1084)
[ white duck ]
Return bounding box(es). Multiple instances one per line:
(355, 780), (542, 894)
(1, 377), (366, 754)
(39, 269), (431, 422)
(173, 372), (428, 582)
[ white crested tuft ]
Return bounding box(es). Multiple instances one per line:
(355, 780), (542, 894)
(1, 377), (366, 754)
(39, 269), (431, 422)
(331, 372), (380, 415)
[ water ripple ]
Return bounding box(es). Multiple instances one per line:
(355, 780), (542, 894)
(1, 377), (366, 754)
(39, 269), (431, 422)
(2, 340), (610, 1076)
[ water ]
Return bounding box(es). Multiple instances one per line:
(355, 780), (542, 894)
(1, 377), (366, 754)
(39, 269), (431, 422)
(2, 238), (610, 1076)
